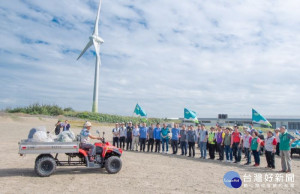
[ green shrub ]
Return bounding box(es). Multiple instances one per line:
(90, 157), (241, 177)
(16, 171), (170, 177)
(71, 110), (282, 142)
(6, 104), (180, 124)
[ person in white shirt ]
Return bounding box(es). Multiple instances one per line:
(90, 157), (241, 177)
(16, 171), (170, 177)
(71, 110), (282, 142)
(132, 124), (140, 151)
(112, 123), (120, 148)
(119, 122), (127, 150)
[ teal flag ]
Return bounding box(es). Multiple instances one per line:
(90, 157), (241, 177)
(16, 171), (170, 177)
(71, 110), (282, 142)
(184, 108), (199, 123)
(134, 104), (147, 117)
(252, 108), (272, 127)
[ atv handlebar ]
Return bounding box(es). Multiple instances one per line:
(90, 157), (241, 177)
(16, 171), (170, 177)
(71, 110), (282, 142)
(96, 130), (106, 143)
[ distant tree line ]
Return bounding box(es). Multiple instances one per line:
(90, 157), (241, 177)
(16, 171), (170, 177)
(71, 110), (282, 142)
(5, 103), (179, 124)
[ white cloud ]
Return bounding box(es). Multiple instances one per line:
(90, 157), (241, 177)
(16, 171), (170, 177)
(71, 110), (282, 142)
(0, 0), (300, 118)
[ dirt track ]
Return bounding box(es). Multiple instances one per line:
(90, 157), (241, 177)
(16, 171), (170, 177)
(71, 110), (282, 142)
(0, 114), (299, 194)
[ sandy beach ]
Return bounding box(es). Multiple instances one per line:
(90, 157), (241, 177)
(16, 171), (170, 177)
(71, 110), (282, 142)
(0, 113), (299, 194)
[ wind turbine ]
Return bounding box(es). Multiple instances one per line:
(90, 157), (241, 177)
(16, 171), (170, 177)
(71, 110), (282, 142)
(77, 0), (104, 113)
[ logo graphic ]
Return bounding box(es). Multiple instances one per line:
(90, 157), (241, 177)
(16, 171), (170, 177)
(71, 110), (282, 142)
(223, 171), (242, 188)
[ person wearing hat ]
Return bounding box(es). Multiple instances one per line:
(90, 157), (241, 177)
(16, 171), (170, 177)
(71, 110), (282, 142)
(79, 121), (102, 162)
(274, 128), (280, 156)
(126, 122), (133, 151)
(112, 123), (120, 148)
(119, 122), (127, 150)
(241, 129), (252, 165)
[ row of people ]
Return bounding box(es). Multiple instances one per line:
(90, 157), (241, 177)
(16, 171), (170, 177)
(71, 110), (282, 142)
(111, 122), (297, 173)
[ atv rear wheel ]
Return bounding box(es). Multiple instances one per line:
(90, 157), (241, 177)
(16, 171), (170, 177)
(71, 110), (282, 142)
(105, 156), (122, 174)
(35, 156), (56, 177)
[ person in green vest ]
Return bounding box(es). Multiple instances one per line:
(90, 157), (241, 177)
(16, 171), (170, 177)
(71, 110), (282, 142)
(208, 127), (216, 159)
(251, 131), (261, 167)
(279, 126), (296, 173)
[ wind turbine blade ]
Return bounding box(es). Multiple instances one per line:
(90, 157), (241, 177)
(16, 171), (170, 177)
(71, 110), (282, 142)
(93, 0), (102, 36)
(93, 39), (100, 54)
(77, 40), (93, 60)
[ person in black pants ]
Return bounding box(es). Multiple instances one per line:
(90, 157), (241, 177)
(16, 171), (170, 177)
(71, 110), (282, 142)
(155, 139), (161, 153)
(147, 124), (155, 152)
(208, 127), (216, 159)
(275, 128), (280, 156)
(265, 131), (277, 169)
(231, 126), (242, 163)
(140, 138), (146, 152)
(187, 125), (197, 157)
(119, 122), (127, 150)
(180, 125), (188, 155)
(188, 142), (195, 157)
(217, 143), (224, 160)
(112, 123), (120, 148)
(171, 124), (180, 154)
(126, 122), (133, 150)
(154, 123), (161, 153)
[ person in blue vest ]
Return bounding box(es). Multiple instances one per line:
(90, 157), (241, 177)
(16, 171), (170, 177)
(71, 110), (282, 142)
(279, 126), (296, 173)
(154, 123), (161, 153)
(139, 122), (148, 152)
(161, 123), (170, 154)
(171, 123), (180, 154)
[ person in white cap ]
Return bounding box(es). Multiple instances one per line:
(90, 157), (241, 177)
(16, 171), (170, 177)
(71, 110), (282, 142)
(79, 121), (102, 161)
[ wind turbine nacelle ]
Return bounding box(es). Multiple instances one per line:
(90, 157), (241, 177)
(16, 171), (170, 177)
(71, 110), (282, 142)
(90, 35), (104, 44)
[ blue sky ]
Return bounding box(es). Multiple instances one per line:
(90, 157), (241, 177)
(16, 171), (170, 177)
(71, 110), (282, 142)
(0, 0), (300, 118)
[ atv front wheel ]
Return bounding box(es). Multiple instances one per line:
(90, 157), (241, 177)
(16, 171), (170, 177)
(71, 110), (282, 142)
(34, 156), (56, 177)
(105, 156), (122, 174)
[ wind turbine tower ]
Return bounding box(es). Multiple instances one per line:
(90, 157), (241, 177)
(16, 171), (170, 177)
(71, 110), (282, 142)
(77, 0), (104, 113)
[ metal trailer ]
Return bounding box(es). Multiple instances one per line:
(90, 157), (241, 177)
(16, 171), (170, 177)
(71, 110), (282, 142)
(18, 140), (88, 176)
(19, 140), (80, 155)
(18, 139), (123, 177)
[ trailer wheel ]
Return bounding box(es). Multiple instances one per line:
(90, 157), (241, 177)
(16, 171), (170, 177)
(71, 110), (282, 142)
(35, 156), (56, 177)
(105, 156), (122, 174)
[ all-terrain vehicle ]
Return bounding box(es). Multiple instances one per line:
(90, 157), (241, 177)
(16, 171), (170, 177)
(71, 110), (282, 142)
(19, 131), (123, 177)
